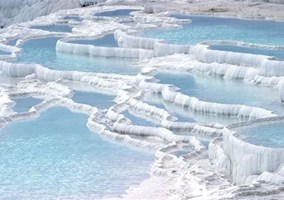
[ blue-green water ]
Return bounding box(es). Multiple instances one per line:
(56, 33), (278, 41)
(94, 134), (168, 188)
(142, 15), (284, 46)
(17, 37), (139, 75)
(72, 91), (114, 109)
(68, 34), (119, 47)
(238, 123), (284, 148)
(63, 16), (83, 21)
(0, 107), (153, 199)
(210, 45), (284, 60)
(144, 95), (242, 125)
(122, 111), (156, 127)
(13, 97), (42, 113)
(7, 39), (18, 46)
(0, 49), (10, 55)
(95, 9), (139, 17)
(156, 72), (284, 115)
(31, 24), (72, 33)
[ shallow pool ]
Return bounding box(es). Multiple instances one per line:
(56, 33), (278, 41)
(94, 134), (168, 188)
(7, 39), (18, 46)
(144, 95), (242, 125)
(63, 16), (83, 21)
(209, 45), (284, 61)
(156, 72), (284, 115)
(0, 49), (10, 55)
(142, 15), (284, 46)
(95, 9), (139, 17)
(0, 107), (153, 199)
(31, 24), (72, 33)
(68, 34), (119, 47)
(17, 37), (139, 75)
(72, 90), (114, 109)
(13, 97), (42, 113)
(122, 110), (156, 127)
(237, 122), (284, 148)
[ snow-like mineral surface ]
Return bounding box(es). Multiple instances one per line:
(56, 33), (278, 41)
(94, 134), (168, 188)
(1, 0), (284, 199)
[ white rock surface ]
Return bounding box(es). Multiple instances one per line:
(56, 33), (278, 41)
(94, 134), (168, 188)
(0, 0), (80, 26)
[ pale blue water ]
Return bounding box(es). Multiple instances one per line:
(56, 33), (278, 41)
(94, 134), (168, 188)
(7, 39), (18, 46)
(0, 49), (10, 55)
(13, 97), (42, 113)
(68, 34), (119, 47)
(95, 9), (139, 17)
(122, 111), (156, 127)
(156, 72), (284, 115)
(0, 107), (153, 199)
(238, 123), (284, 148)
(63, 16), (83, 21)
(17, 37), (139, 75)
(142, 15), (284, 46)
(143, 97), (195, 122)
(31, 24), (72, 32)
(120, 18), (135, 24)
(144, 95), (242, 125)
(210, 45), (284, 61)
(72, 91), (114, 109)
(174, 149), (192, 157)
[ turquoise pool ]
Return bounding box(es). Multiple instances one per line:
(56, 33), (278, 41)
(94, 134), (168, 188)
(209, 45), (284, 61)
(31, 24), (73, 33)
(238, 122), (284, 148)
(142, 15), (284, 46)
(63, 16), (83, 21)
(144, 95), (242, 125)
(94, 9), (139, 17)
(68, 34), (119, 47)
(156, 72), (284, 115)
(13, 97), (42, 113)
(72, 90), (114, 109)
(0, 107), (153, 199)
(0, 49), (10, 55)
(17, 37), (139, 75)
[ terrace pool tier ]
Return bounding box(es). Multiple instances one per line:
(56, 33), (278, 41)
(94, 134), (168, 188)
(237, 122), (284, 148)
(72, 90), (114, 109)
(68, 34), (119, 47)
(142, 15), (284, 46)
(0, 107), (153, 199)
(95, 9), (139, 17)
(13, 97), (42, 113)
(156, 72), (284, 115)
(209, 44), (284, 61)
(16, 37), (139, 75)
(31, 24), (73, 32)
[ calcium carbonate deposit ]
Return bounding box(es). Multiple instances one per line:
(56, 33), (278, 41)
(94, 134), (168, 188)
(0, 0), (284, 199)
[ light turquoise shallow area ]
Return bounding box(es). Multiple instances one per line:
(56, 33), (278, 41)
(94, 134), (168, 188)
(94, 9), (139, 17)
(156, 72), (284, 115)
(0, 49), (10, 55)
(13, 97), (42, 113)
(209, 45), (284, 60)
(146, 71), (284, 125)
(17, 37), (140, 75)
(238, 123), (284, 148)
(0, 107), (153, 199)
(142, 15), (284, 46)
(68, 34), (119, 47)
(31, 24), (73, 33)
(72, 90), (114, 109)
(144, 94), (242, 125)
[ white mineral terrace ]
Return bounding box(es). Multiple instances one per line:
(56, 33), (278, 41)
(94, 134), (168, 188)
(1, 1), (284, 200)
